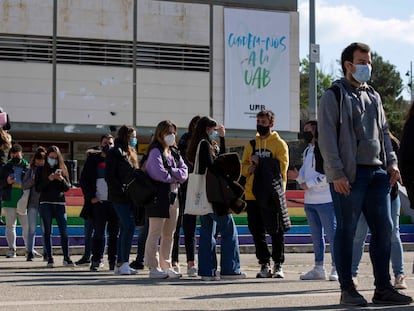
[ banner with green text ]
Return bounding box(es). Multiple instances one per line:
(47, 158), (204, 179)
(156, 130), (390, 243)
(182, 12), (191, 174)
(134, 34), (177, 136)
(224, 8), (290, 130)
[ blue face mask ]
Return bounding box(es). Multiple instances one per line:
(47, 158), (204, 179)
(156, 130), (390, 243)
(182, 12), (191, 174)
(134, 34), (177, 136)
(129, 137), (137, 148)
(47, 157), (57, 167)
(209, 130), (218, 140)
(351, 64), (371, 83)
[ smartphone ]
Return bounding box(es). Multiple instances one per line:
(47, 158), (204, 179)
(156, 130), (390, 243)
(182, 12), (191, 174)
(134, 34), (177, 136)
(55, 169), (62, 174)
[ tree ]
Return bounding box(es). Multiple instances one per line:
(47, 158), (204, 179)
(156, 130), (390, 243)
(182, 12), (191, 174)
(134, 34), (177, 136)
(370, 52), (406, 138)
(299, 58), (334, 121)
(299, 53), (408, 138)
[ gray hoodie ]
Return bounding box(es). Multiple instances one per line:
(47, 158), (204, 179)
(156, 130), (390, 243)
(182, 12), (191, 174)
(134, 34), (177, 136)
(317, 78), (396, 183)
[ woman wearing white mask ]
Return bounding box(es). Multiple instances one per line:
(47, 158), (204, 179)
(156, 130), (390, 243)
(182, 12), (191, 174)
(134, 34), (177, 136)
(143, 120), (188, 279)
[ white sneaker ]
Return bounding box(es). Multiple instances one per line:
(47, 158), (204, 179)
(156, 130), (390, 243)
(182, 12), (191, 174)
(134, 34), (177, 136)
(300, 266), (326, 280)
(200, 275), (220, 281)
(256, 263), (272, 278)
(6, 249), (16, 258)
(273, 265), (285, 278)
(165, 268), (182, 279)
(118, 262), (137, 275)
(394, 274), (408, 289)
(149, 267), (168, 279)
(352, 276), (359, 288)
(172, 264), (181, 273)
(187, 265), (198, 277)
(32, 250), (43, 258)
(329, 267), (339, 281)
(220, 272), (247, 280)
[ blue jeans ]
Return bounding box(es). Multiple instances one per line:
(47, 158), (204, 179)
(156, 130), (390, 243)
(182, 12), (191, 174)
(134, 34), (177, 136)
(352, 195), (404, 278)
(331, 166), (392, 290)
(112, 202), (135, 264)
(26, 206), (40, 253)
(198, 213), (241, 276)
(39, 203), (70, 259)
(304, 202), (336, 266)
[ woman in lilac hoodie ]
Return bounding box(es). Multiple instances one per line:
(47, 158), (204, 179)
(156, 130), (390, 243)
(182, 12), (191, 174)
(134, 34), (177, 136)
(144, 120), (188, 279)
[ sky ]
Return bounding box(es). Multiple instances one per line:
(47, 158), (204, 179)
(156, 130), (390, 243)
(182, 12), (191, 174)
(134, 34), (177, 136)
(298, 0), (414, 100)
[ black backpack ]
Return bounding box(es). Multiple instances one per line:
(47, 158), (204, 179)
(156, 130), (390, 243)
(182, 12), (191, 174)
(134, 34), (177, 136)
(315, 84), (341, 174)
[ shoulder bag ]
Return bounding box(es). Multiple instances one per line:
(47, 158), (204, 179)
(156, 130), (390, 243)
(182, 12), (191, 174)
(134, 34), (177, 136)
(184, 140), (213, 215)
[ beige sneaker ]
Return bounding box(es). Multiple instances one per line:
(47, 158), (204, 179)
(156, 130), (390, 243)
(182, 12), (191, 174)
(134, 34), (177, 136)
(352, 276), (359, 288)
(394, 274), (408, 289)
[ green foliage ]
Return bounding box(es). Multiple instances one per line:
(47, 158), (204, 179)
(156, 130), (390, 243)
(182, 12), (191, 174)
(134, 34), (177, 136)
(299, 58), (334, 120)
(369, 52), (406, 138)
(299, 52), (408, 138)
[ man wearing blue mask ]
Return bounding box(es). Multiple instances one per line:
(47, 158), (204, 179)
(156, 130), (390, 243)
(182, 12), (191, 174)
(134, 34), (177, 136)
(318, 42), (413, 306)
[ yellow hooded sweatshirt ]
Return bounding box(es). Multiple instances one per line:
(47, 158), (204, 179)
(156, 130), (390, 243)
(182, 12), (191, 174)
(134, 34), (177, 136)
(241, 131), (289, 201)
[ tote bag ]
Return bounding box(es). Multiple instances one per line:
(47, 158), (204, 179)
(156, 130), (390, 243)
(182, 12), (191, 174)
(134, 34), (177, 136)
(16, 189), (30, 216)
(184, 140), (213, 215)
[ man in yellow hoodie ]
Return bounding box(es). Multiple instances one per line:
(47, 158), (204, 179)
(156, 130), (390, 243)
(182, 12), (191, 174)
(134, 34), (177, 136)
(241, 110), (289, 278)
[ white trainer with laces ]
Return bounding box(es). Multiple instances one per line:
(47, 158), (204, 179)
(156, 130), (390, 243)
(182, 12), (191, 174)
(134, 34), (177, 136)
(329, 267), (339, 281)
(200, 275), (220, 281)
(6, 249), (16, 258)
(187, 265), (198, 277)
(220, 272), (247, 280)
(165, 268), (182, 279)
(300, 266), (326, 280)
(149, 267), (168, 279)
(273, 265), (285, 278)
(119, 262), (137, 275)
(394, 274), (408, 289)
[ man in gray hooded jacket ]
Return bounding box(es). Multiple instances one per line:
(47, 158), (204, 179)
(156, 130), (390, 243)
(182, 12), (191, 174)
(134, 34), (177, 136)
(318, 42), (412, 307)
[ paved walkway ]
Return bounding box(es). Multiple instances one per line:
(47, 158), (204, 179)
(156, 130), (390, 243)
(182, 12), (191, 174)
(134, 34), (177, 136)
(1, 252), (414, 310)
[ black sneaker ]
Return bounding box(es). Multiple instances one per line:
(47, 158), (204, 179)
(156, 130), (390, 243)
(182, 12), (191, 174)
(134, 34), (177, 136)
(90, 262), (100, 272)
(63, 258), (76, 267)
(256, 263), (272, 278)
(340, 288), (368, 306)
(130, 260), (144, 270)
(75, 256), (91, 266)
(0, 218), (5, 226)
(373, 287), (413, 305)
(26, 252), (34, 262)
(47, 257), (55, 268)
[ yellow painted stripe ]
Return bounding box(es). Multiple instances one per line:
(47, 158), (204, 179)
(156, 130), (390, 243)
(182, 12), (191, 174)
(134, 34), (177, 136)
(67, 206), (82, 216)
(287, 207), (306, 216)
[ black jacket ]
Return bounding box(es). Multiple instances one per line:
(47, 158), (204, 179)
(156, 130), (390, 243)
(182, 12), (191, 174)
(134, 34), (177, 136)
(253, 157), (291, 234)
(79, 152), (105, 219)
(105, 142), (135, 203)
(35, 166), (71, 203)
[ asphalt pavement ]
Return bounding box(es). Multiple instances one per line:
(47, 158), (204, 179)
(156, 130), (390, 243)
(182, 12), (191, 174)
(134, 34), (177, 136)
(1, 251), (414, 311)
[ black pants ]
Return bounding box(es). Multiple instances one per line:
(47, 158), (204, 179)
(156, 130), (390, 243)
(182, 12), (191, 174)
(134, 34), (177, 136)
(91, 201), (119, 265)
(246, 200), (285, 266)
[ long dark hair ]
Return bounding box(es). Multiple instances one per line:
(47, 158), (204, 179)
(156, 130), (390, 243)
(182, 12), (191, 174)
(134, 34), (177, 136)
(42, 145), (69, 181)
(186, 116), (217, 165)
(116, 125), (138, 168)
(29, 146), (46, 169)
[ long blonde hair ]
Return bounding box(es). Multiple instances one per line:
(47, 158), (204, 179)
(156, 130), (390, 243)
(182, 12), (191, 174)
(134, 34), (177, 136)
(0, 128), (11, 151)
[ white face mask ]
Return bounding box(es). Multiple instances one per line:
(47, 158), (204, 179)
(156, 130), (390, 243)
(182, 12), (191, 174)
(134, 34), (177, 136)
(164, 133), (176, 146)
(351, 63), (372, 83)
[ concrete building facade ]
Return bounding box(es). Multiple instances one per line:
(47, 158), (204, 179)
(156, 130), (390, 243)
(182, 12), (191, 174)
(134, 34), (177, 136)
(0, 0), (299, 164)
